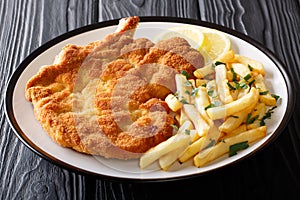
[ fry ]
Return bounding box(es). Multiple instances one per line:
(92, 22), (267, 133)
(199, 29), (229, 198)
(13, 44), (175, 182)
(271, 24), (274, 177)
(139, 121), (193, 169)
(196, 79), (209, 87)
(217, 50), (235, 63)
(165, 93), (182, 112)
(175, 74), (192, 104)
(206, 80), (222, 107)
(246, 102), (267, 130)
(254, 74), (277, 106)
(219, 103), (255, 133)
(234, 54), (264, 75)
(231, 63), (251, 78)
(206, 87), (259, 120)
(178, 124), (222, 163)
(178, 137), (206, 163)
(222, 124), (247, 139)
(194, 87), (213, 125)
(194, 64), (215, 79)
(194, 126), (267, 167)
(215, 64), (233, 104)
(183, 104), (210, 137)
(159, 145), (187, 170)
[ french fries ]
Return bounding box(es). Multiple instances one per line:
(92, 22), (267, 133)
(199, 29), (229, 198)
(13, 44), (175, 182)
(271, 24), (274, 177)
(194, 126), (266, 167)
(139, 47), (279, 171)
(206, 87), (259, 120)
(215, 64), (233, 104)
(139, 121), (194, 169)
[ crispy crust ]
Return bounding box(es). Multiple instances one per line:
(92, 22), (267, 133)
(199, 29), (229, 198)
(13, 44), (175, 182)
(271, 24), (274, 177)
(25, 16), (204, 159)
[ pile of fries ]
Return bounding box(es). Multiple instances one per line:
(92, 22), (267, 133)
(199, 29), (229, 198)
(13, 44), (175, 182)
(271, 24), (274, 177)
(139, 49), (280, 171)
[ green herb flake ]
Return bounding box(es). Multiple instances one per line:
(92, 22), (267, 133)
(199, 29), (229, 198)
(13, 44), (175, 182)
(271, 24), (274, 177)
(239, 82), (248, 89)
(259, 90), (269, 95)
(180, 99), (189, 104)
(171, 124), (179, 131)
(227, 82), (236, 90)
(260, 106), (277, 126)
(180, 70), (190, 78)
(243, 74), (252, 81)
(191, 88), (200, 96)
(183, 80), (193, 87)
(246, 113), (259, 125)
(230, 68), (238, 81)
(211, 63), (216, 70)
(229, 141), (249, 157)
(207, 90), (215, 97)
(230, 115), (239, 118)
(185, 90), (191, 95)
(248, 64), (254, 71)
(248, 79), (255, 87)
(185, 129), (191, 135)
(204, 139), (216, 149)
(215, 61), (226, 66)
(174, 91), (179, 98)
(271, 94), (280, 101)
(205, 103), (215, 110)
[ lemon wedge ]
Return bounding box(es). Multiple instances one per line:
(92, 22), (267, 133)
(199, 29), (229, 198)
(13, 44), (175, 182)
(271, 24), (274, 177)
(200, 29), (231, 62)
(156, 26), (204, 50)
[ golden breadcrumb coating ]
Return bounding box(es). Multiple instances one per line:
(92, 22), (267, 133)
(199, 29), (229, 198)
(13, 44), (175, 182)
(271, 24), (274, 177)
(25, 16), (204, 159)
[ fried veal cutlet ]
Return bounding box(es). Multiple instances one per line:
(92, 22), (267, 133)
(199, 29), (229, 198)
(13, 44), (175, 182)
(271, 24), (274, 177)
(25, 16), (204, 159)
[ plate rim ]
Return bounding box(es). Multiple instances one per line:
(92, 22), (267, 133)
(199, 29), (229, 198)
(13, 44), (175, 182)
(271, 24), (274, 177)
(4, 16), (296, 182)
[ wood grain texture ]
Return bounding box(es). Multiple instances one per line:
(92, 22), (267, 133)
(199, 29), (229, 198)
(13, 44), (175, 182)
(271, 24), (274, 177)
(1, 0), (300, 199)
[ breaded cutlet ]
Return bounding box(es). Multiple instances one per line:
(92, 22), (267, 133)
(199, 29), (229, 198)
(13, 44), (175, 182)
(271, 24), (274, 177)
(25, 16), (204, 159)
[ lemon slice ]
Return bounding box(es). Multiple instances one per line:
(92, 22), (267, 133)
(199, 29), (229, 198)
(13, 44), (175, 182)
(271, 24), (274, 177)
(200, 29), (231, 61)
(156, 26), (204, 50)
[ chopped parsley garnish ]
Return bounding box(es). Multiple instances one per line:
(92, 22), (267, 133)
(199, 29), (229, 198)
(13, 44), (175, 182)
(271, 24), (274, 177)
(204, 139), (216, 149)
(230, 68), (238, 81)
(205, 101), (221, 110)
(246, 113), (259, 124)
(185, 90), (191, 95)
(207, 90), (215, 96)
(229, 141), (249, 157)
(227, 81), (248, 90)
(171, 124), (179, 131)
(271, 94), (280, 101)
(229, 115), (239, 118)
(211, 63), (216, 70)
(215, 61), (226, 66)
(260, 106), (277, 126)
(205, 103), (215, 110)
(259, 90), (269, 95)
(180, 70), (190, 78)
(180, 98), (189, 104)
(243, 74), (252, 81)
(174, 91), (179, 98)
(238, 82), (249, 89)
(248, 64), (254, 71)
(183, 80), (193, 87)
(248, 79), (255, 87)
(191, 88), (200, 96)
(227, 82), (236, 90)
(185, 129), (191, 135)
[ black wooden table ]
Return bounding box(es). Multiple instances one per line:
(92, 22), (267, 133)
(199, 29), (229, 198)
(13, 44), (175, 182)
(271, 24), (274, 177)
(1, 0), (300, 199)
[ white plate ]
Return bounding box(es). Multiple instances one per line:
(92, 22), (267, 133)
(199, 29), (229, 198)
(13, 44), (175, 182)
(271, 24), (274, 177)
(5, 17), (295, 181)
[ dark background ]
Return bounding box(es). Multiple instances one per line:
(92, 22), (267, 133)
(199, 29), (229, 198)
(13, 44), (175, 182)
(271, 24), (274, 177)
(1, 0), (299, 199)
